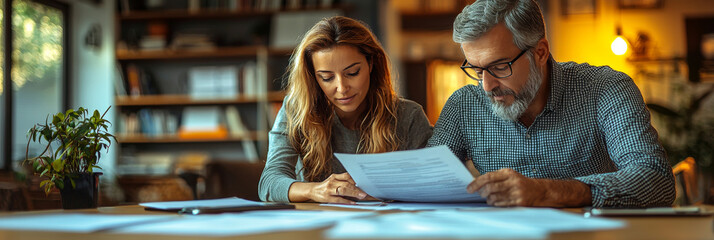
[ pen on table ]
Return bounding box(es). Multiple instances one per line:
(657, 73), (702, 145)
(178, 207), (246, 215)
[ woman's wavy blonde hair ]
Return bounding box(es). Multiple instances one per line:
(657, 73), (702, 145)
(284, 16), (399, 182)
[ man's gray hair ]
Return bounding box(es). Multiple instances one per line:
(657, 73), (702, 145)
(453, 0), (545, 50)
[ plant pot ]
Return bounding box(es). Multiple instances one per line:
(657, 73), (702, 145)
(59, 172), (102, 209)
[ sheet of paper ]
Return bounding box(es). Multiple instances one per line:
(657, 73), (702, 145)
(140, 197), (262, 210)
(117, 210), (375, 236)
(321, 202), (491, 211)
(335, 145), (485, 202)
(326, 208), (625, 239)
(327, 211), (544, 239)
(0, 214), (174, 233)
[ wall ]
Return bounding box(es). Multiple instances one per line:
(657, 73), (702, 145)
(68, 0), (117, 185)
(546, 0), (714, 102)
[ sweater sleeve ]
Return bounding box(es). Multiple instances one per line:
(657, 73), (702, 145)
(257, 104), (300, 202)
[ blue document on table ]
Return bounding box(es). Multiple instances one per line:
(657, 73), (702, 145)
(334, 145), (486, 203)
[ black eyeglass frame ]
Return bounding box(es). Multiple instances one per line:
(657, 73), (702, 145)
(460, 48), (530, 81)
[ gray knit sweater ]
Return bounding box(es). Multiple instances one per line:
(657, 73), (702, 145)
(258, 98), (433, 202)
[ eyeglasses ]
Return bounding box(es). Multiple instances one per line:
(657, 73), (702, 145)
(460, 49), (530, 81)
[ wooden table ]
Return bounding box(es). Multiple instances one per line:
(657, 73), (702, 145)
(0, 204), (711, 240)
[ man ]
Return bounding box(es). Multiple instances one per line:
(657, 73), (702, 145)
(427, 0), (675, 207)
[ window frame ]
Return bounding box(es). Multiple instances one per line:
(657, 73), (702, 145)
(1, 0), (70, 171)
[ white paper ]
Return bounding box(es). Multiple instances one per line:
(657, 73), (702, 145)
(0, 214), (174, 233)
(335, 145), (485, 202)
(140, 197), (263, 210)
(326, 208), (625, 239)
(118, 210), (375, 236)
(321, 202), (491, 211)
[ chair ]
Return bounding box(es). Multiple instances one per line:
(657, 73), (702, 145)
(203, 160), (265, 201)
(0, 182), (31, 211)
(672, 157), (713, 205)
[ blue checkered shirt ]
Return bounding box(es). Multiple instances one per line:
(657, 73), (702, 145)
(427, 58), (675, 207)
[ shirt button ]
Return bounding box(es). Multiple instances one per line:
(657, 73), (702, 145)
(525, 134), (531, 139)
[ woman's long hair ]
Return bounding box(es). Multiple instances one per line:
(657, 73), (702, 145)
(284, 16), (399, 182)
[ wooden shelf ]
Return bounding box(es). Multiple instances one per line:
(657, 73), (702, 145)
(401, 12), (460, 32)
(115, 91), (285, 106)
(117, 7), (345, 21)
(116, 132), (266, 143)
(116, 46), (293, 61)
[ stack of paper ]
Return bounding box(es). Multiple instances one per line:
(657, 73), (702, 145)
(335, 145), (486, 202)
(325, 208), (625, 239)
(118, 211), (375, 236)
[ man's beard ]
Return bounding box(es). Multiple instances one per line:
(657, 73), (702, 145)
(486, 55), (543, 122)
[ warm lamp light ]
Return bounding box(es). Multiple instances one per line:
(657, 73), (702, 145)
(611, 36), (628, 55)
(611, 26), (628, 55)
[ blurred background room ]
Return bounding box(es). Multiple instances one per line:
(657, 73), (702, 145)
(0, 0), (713, 210)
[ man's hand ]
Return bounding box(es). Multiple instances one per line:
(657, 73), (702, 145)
(467, 168), (591, 207)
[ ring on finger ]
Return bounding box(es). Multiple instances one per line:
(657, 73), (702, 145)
(336, 186), (341, 195)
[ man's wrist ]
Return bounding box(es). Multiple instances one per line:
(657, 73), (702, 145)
(540, 179), (591, 207)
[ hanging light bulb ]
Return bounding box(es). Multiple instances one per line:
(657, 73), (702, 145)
(611, 26), (628, 55)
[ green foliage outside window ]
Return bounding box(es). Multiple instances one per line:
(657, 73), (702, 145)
(0, 0), (63, 95)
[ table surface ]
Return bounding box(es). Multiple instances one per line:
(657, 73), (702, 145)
(0, 203), (712, 240)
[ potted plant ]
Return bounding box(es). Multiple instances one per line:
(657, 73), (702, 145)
(23, 107), (115, 209)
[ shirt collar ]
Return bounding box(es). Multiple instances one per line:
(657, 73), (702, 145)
(545, 55), (565, 113)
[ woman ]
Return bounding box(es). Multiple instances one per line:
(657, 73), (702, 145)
(258, 16), (432, 204)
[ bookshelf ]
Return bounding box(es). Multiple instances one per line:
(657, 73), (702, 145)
(115, 92), (285, 106)
(392, 0), (472, 124)
(113, 2), (344, 183)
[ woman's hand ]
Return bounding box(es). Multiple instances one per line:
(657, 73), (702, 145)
(309, 173), (368, 204)
(288, 173), (379, 203)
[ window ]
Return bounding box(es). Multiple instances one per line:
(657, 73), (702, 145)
(1, 0), (68, 171)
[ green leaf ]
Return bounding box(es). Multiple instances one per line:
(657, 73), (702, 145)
(52, 115), (61, 125)
(52, 159), (64, 172)
(56, 179), (64, 189)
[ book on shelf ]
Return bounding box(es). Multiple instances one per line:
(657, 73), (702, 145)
(117, 152), (174, 176)
(241, 61), (258, 97)
(224, 105), (259, 160)
(115, 63), (128, 96)
(188, 66), (238, 100)
(171, 34), (216, 51)
(225, 105), (249, 138)
(126, 64), (142, 96)
(178, 126), (229, 139)
(286, 0), (301, 9)
(124, 64), (161, 96)
(319, 0), (333, 8)
(118, 110), (179, 137)
(179, 106), (228, 139)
